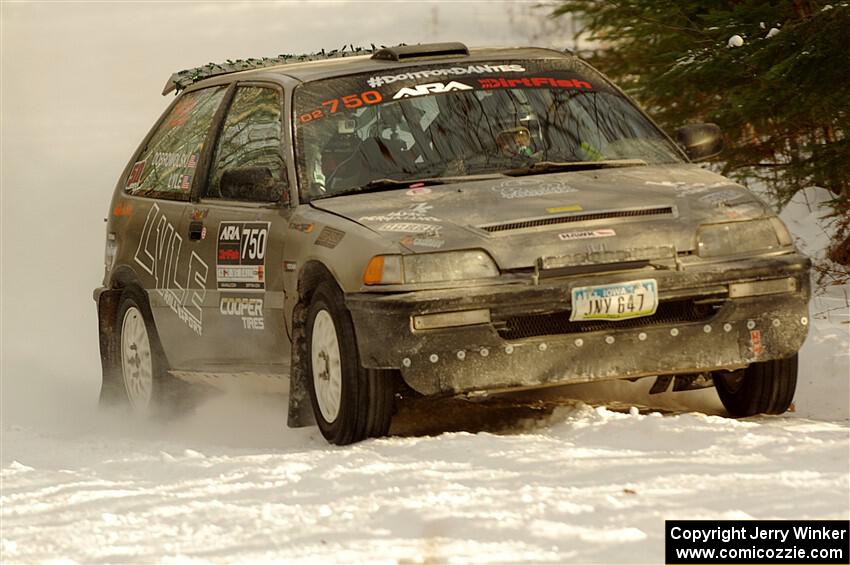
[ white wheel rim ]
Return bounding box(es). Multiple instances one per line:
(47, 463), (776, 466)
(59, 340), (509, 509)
(121, 306), (153, 411)
(311, 309), (342, 423)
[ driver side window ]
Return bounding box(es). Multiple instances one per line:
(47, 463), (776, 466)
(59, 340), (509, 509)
(207, 86), (286, 202)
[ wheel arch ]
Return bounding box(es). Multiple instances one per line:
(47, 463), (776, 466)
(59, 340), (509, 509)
(98, 266), (169, 404)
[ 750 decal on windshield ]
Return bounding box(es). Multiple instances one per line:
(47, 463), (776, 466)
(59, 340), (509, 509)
(299, 90), (382, 123)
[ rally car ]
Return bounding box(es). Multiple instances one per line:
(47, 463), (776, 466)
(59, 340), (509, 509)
(95, 43), (810, 444)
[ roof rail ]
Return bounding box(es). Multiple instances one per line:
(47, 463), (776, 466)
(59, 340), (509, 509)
(371, 42), (469, 62)
(162, 44), (381, 95)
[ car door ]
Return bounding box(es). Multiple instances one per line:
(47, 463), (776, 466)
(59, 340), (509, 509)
(181, 83), (292, 372)
(121, 86), (229, 363)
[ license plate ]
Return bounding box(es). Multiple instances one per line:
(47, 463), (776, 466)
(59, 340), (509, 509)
(570, 279), (658, 322)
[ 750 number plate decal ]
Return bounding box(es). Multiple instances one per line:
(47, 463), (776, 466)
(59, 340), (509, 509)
(217, 222), (270, 290)
(570, 279), (658, 322)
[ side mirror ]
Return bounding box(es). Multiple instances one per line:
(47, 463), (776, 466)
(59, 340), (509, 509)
(676, 123), (724, 162)
(220, 167), (284, 202)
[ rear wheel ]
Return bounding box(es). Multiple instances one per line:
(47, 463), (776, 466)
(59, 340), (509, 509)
(714, 355), (798, 416)
(305, 282), (395, 445)
(120, 302), (155, 411)
(104, 288), (194, 416)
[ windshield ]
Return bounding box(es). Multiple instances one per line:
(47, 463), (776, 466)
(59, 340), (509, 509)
(294, 59), (683, 202)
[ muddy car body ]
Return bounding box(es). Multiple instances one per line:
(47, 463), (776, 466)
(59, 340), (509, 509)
(95, 43), (810, 444)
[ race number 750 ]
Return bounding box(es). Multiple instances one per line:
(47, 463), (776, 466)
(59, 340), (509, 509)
(241, 227), (267, 261)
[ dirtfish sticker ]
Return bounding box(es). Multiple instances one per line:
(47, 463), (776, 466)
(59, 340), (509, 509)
(367, 64), (525, 88)
(478, 77), (592, 90)
(220, 296), (264, 330)
(217, 221), (269, 290)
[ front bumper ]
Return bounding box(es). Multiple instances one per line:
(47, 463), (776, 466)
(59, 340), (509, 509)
(346, 253), (811, 396)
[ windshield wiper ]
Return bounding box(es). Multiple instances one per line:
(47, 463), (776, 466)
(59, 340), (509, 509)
(318, 173), (505, 199)
(505, 159), (648, 177)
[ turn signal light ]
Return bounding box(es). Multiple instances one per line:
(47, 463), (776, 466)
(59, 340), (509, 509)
(363, 256), (385, 285)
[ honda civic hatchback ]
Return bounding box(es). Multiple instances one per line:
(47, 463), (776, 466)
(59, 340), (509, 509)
(95, 43), (811, 444)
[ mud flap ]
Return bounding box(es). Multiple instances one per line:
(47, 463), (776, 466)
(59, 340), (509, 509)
(672, 373), (715, 392)
(287, 304), (316, 428)
(649, 375), (673, 394)
(96, 289), (125, 404)
(649, 373), (715, 394)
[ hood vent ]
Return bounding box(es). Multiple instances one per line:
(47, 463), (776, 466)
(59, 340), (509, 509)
(478, 206), (675, 234)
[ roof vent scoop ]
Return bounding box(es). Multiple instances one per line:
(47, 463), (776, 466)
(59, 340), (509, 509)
(371, 42), (469, 62)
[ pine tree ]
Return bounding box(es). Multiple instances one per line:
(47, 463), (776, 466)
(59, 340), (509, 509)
(552, 0), (850, 205)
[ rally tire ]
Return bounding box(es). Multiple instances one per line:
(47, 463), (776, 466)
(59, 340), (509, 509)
(305, 282), (394, 445)
(107, 288), (193, 417)
(714, 354), (798, 417)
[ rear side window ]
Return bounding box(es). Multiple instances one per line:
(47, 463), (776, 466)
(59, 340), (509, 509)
(125, 86), (227, 199)
(206, 86), (286, 201)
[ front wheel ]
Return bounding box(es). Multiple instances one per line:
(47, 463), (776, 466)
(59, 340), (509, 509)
(305, 283), (395, 445)
(714, 354), (798, 417)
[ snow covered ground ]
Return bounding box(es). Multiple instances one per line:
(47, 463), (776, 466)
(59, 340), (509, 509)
(2, 190), (848, 564)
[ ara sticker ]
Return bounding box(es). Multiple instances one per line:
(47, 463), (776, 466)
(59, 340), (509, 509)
(314, 227), (345, 249)
(216, 221), (270, 290)
(393, 81), (473, 100)
(558, 229), (616, 241)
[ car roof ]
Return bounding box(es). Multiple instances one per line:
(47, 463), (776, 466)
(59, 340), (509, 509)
(166, 45), (574, 95)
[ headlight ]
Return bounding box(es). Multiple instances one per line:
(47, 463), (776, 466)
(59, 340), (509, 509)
(363, 250), (499, 285)
(696, 218), (788, 258)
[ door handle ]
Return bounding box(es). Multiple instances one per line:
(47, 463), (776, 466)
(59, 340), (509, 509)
(188, 221), (204, 241)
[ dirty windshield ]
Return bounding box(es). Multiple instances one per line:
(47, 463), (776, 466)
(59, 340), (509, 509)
(294, 59), (682, 201)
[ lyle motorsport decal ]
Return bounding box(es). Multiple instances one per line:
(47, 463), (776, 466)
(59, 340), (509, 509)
(134, 203), (208, 336)
(217, 222), (270, 290)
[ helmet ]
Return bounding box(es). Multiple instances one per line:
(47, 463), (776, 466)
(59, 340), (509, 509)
(495, 126), (535, 158)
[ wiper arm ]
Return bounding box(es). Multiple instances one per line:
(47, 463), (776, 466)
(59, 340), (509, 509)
(505, 159), (648, 177)
(321, 173), (506, 199)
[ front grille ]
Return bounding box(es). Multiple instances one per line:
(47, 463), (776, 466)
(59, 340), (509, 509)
(497, 299), (719, 340)
(479, 206), (674, 234)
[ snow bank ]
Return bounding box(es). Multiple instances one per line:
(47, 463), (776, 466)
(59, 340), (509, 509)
(779, 187), (849, 421)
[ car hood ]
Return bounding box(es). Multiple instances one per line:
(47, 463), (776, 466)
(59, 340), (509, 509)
(310, 164), (769, 270)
